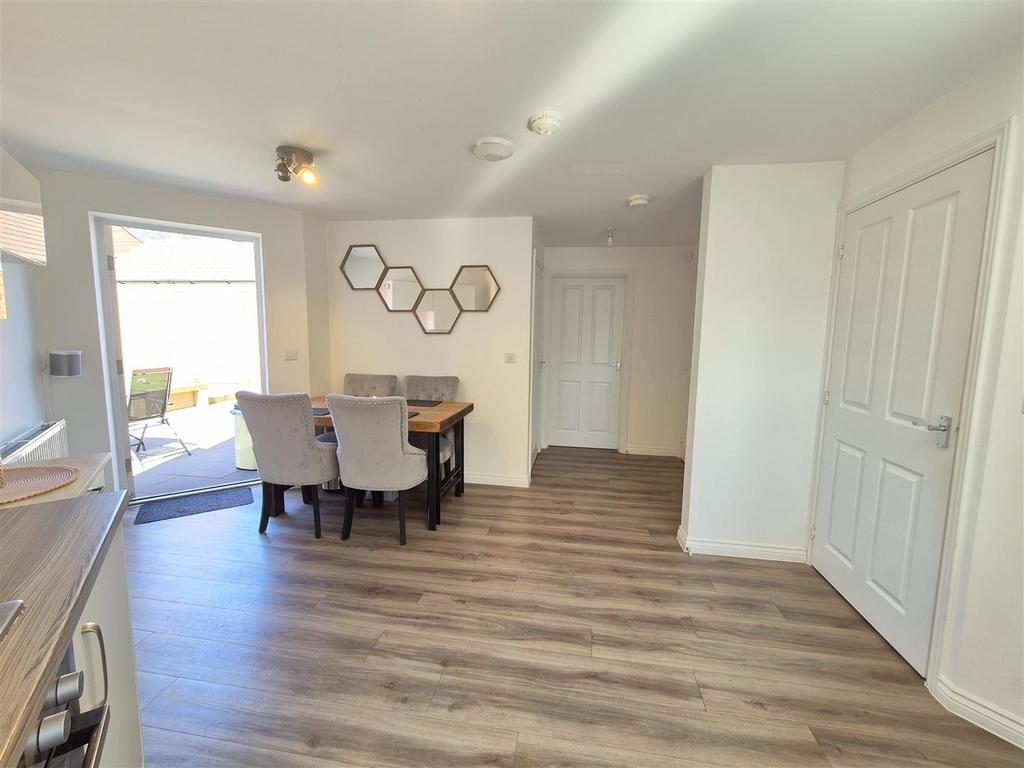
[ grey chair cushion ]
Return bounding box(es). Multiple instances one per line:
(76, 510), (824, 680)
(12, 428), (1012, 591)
(404, 375), (459, 401)
(325, 395), (427, 492)
(405, 376), (460, 452)
(343, 373), (399, 397)
(236, 391), (339, 486)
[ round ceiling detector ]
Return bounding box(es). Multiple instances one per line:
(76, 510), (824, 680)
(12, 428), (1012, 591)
(472, 137), (514, 162)
(528, 112), (562, 136)
(627, 194), (650, 208)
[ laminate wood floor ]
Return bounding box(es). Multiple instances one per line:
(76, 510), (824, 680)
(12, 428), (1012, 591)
(126, 447), (1021, 768)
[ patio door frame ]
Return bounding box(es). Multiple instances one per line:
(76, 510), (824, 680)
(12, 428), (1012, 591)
(90, 212), (268, 501)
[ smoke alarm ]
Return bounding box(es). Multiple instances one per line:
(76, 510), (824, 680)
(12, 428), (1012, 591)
(472, 137), (514, 162)
(527, 112), (562, 136)
(627, 194), (650, 208)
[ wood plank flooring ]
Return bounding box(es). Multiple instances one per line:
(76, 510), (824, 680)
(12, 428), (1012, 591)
(125, 447), (1021, 768)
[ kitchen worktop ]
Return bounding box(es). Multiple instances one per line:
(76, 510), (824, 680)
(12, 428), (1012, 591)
(0, 489), (128, 768)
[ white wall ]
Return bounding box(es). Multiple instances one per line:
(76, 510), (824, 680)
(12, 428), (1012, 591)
(30, 169), (327, 478)
(681, 162), (845, 561)
(1, 146), (42, 204)
(303, 212), (331, 396)
(542, 246), (696, 457)
(0, 148), (45, 441)
(842, 47), (1023, 745)
(326, 217), (534, 487)
(0, 258), (45, 439)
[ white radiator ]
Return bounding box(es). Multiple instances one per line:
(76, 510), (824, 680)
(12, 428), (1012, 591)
(0, 420), (70, 464)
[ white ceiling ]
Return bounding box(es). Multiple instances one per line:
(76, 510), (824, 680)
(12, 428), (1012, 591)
(1, 2), (1020, 247)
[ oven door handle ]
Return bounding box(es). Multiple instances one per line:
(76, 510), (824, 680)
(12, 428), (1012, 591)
(80, 622), (109, 708)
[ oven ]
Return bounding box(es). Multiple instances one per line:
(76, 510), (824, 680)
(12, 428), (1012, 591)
(20, 623), (110, 768)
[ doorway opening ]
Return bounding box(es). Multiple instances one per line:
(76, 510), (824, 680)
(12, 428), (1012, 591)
(99, 220), (265, 502)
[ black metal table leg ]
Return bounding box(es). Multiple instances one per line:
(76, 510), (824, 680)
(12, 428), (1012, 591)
(454, 418), (465, 497)
(427, 432), (440, 530)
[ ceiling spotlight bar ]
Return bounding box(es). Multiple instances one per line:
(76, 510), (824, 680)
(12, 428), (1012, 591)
(275, 145), (317, 184)
(605, 226), (616, 246)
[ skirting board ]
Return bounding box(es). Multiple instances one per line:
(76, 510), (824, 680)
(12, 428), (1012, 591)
(677, 526), (807, 563)
(931, 676), (1024, 748)
(625, 445), (683, 458)
(465, 473), (530, 489)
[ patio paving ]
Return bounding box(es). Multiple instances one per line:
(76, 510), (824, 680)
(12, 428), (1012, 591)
(130, 401), (258, 498)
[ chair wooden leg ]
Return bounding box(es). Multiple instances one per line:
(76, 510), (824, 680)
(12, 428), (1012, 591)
(341, 487), (355, 540)
(311, 486), (321, 539)
(301, 485), (312, 504)
(355, 491), (364, 508)
(398, 490), (407, 546)
(272, 484), (286, 516)
(259, 481), (273, 533)
(372, 491), (384, 508)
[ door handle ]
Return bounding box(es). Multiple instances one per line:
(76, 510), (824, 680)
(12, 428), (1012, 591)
(912, 415), (953, 449)
(611, 360), (622, 371)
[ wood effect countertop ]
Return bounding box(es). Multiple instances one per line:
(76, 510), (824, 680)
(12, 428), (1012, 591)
(0, 453), (110, 511)
(0, 490), (128, 768)
(310, 396), (474, 434)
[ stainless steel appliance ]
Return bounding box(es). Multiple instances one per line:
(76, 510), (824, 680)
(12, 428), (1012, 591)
(19, 624), (110, 768)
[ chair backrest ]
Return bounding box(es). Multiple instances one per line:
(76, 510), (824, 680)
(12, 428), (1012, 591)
(343, 373), (399, 397)
(404, 375), (459, 401)
(127, 367), (173, 422)
(326, 395), (412, 490)
(236, 391), (318, 485)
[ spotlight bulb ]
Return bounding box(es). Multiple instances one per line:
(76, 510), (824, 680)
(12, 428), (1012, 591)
(300, 167), (317, 184)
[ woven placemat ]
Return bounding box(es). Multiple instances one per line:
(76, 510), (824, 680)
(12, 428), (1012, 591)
(0, 465), (80, 505)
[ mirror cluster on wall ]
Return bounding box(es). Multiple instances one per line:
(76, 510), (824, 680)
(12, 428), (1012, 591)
(340, 245), (500, 334)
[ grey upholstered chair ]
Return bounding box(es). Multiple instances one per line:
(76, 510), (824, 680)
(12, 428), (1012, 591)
(405, 375), (458, 471)
(326, 394), (427, 545)
(343, 373), (399, 397)
(236, 391), (339, 539)
(404, 375), (459, 402)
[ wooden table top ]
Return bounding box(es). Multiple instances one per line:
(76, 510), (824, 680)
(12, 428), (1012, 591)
(0, 453), (110, 510)
(0, 490), (128, 768)
(311, 397), (473, 434)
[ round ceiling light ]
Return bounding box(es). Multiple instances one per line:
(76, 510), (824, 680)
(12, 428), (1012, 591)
(627, 194), (650, 208)
(472, 137), (514, 162)
(527, 112), (562, 136)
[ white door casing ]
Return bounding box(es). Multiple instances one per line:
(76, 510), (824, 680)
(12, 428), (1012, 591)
(547, 276), (626, 449)
(812, 149), (995, 674)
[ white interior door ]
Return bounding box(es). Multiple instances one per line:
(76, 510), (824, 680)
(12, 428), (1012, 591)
(546, 276), (625, 449)
(812, 149), (994, 674)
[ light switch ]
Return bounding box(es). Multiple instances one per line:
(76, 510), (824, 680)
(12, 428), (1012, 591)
(284, 349), (299, 361)
(504, 352), (517, 364)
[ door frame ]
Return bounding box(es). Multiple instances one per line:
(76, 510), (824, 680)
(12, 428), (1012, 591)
(90, 212), (268, 496)
(542, 268), (635, 453)
(806, 118), (1017, 688)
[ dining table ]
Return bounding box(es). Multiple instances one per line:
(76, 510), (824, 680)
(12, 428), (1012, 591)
(310, 396), (473, 530)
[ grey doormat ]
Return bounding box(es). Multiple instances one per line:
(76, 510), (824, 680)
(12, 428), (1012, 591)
(134, 486), (254, 525)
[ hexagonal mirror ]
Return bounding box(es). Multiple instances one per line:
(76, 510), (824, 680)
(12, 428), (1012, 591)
(340, 244), (385, 289)
(451, 265), (500, 311)
(414, 289), (461, 334)
(377, 266), (423, 312)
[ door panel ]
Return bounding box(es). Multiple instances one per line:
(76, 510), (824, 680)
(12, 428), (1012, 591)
(812, 149), (994, 674)
(840, 218), (890, 413)
(547, 276), (625, 449)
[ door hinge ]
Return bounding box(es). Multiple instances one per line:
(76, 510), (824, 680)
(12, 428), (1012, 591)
(106, 252), (115, 271)
(823, 389), (830, 406)
(125, 457), (133, 475)
(810, 523), (816, 541)
(115, 359), (124, 376)
(838, 244), (845, 260)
